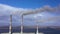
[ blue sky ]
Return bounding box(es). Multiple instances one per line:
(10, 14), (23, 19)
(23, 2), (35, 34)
(0, 0), (60, 8)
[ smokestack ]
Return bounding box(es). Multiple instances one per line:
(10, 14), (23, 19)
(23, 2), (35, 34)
(20, 15), (23, 34)
(36, 23), (39, 34)
(9, 15), (12, 34)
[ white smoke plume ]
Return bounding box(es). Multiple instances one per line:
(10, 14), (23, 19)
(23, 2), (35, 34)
(21, 5), (60, 15)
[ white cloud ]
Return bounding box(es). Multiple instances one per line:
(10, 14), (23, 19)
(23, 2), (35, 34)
(0, 4), (60, 27)
(0, 4), (60, 15)
(0, 4), (30, 15)
(24, 12), (60, 26)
